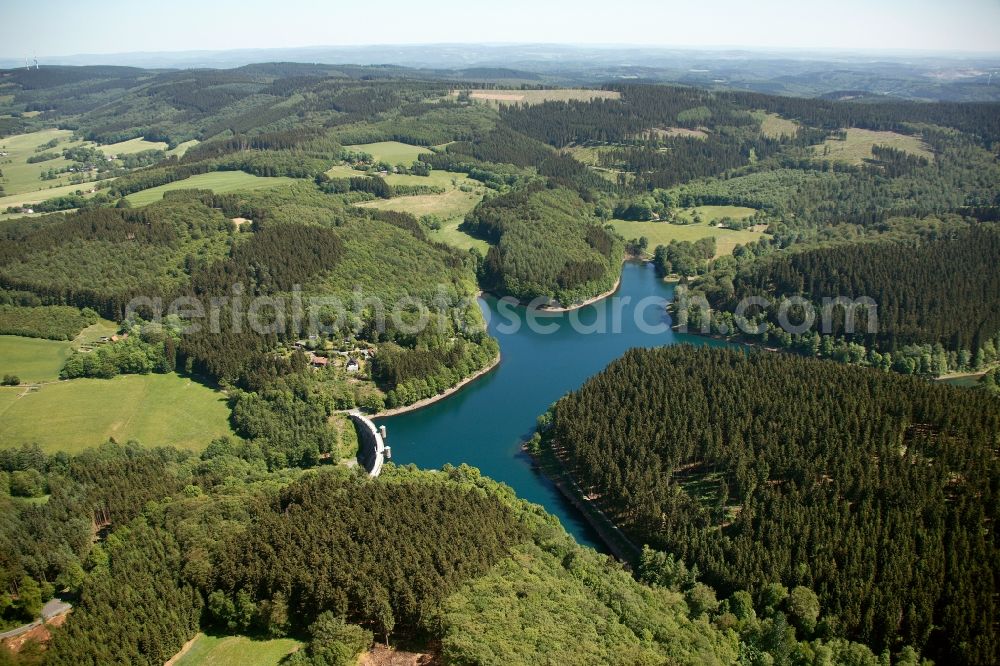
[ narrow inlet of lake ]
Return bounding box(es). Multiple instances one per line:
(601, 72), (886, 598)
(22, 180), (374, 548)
(376, 261), (734, 550)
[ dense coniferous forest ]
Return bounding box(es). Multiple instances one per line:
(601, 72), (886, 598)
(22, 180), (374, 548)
(537, 346), (1000, 664)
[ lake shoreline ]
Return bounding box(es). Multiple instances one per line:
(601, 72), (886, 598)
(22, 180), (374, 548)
(482, 258), (635, 313)
(374, 353), (501, 419)
(524, 439), (640, 563)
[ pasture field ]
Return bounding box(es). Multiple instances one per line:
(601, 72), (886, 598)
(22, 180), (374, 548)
(0, 181), (101, 216)
(96, 137), (169, 156)
(172, 634), (303, 666)
(356, 188), (482, 220)
(344, 141), (430, 165)
(755, 111), (800, 138)
(0, 335), (73, 382)
(354, 170), (488, 251)
(126, 171), (296, 205)
(384, 170), (469, 188)
(673, 205), (757, 224)
(456, 89), (621, 106)
(0, 373), (235, 453)
(0, 128), (94, 196)
(0, 389), (20, 415)
(814, 127), (933, 165)
(166, 139), (199, 158)
(611, 206), (764, 257)
(324, 164), (366, 178)
(430, 218), (490, 253)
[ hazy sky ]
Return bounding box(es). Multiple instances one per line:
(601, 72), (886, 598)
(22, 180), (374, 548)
(3, 0), (999, 57)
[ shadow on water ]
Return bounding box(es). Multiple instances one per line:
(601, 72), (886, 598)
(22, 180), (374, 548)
(376, 261), (736, 551)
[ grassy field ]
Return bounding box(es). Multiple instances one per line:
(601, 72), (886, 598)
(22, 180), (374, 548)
(814, 128), (933, 165)
(0, 373), (234, 453)
(167, 139), (199, 158)
(0, 129), (95, 197)
(430, 218), (490, 253)
(72, 319), (120, 349)
(0, 181), (101, 216)
(673, 205), (757, 224)
(126, 171), (297, 206)
(353, 170), (488, 252)
(0, 335), (73, 382)
(755, 111), (800, 139)
(96, 137), (169, 156)
(611, 206), (764, 257)
(357, 188), (481, 219)
(344, 141), (430, 165)
(561, 146), (628, 183)
(456, 89), (621, 106)
(172, 634), (303, 666)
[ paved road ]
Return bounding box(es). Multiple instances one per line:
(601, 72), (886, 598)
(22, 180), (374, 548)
(0, 599), (72, 641)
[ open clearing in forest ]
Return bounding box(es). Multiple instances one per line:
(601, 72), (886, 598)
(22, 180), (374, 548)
(354, 171), (488, 252)
(611, 206), (764, 257)
(95, 137), (169, 156)
(0, 373), (234, 453)
(126, 171), (296, 206)
(814, 128), (933, 165)
(171, 634), (303, 666)
(649, 127), (709, 140)
(357, 188), (482, 220)
(345, 141), (430, 165)
(455, 89), (621, 106)
(166, 139), (199, 157)
(755, 112), (800, 138)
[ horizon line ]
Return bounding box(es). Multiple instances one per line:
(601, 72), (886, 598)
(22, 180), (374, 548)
(4, 42), (1000, 63)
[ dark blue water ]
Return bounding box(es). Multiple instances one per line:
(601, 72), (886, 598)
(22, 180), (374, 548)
(377, 262), (732, 550)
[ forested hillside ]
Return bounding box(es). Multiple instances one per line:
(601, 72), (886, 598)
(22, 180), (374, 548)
(0, 185), (495, 462)
(536, 346), (1000, 664)
(465, 185), (623, 304)
(685, 224), (1000, 375)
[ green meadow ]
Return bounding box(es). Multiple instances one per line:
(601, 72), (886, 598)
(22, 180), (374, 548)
(126, 171), (296, 206)
(96, 137), (169, 156)
(345, 140), (430, 165)
(814, 127), (933, 165)
(755, 111), (800, 138)
(0, 129), (93, 196)
(354, 170), (488, 251)
(611, 205), (764, 257)
(166, 139), (200, 158)
(172, 634), (303, 666)
(0, 335), (74, 382)
(0, 373), (234, 453)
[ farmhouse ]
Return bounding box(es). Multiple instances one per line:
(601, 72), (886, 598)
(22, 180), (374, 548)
(310, 355), (329, 368)
(346, 359), (360, 373)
